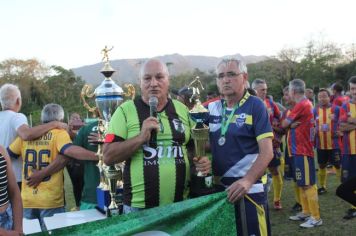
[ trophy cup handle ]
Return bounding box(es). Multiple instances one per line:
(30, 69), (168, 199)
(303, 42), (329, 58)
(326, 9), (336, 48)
(123, 84), (136, 100)
(81, 84), (97, 113)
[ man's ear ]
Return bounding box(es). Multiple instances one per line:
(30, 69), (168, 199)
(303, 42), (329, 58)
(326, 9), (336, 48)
(15, 97), (21, 111)
(243, 73), (248, 83)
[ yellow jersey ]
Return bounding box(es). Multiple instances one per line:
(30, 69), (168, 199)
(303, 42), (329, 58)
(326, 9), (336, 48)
(8, 129), (72, 209)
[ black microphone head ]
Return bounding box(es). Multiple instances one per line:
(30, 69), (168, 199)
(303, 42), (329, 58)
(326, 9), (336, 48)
(149, 96), (158, 108)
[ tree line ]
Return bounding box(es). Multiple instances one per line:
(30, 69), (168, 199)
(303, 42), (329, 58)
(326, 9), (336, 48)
(1, 40), (355, 125)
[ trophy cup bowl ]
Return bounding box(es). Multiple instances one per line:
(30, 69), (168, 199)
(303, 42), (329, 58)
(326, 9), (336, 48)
(95, 77), (123, 127)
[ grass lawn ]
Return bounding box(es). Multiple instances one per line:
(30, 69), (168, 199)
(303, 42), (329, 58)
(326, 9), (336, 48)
(268, 172), (356, 235)
(63, 170), (356, 235)
(64, 168), (76, 211)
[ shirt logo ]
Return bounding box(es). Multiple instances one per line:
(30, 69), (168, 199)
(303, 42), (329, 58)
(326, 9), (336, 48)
(142, 143), (185, 166)
(235, 113), (247, 128)
(172, 119), (185, 133)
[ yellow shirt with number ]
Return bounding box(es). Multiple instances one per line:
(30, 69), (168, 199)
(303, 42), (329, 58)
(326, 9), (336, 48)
(8, 129), (72, 209)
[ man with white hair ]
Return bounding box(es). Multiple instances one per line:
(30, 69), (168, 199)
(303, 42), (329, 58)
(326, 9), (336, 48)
(0, 83), (67, 189)
(281, 79), (322, 228)
(7, 103), (98, 231)
(208, 58), (273, 235)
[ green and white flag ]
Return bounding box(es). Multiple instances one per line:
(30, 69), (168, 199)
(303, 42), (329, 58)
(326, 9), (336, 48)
(34, 192), (236, 236)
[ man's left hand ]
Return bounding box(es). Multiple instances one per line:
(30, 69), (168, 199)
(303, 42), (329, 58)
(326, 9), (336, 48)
(26, 169), (45, 188)
(193, 156), (211, 175)
(226, 178), (253, 204)
(290, 121), (301, 128)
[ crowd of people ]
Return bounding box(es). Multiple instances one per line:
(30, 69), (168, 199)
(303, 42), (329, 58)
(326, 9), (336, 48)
(0, 57), (355, 235)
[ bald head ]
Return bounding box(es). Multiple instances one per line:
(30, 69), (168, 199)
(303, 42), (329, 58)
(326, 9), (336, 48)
(139, 59), (169, 80)
(139, 58), (170, 104)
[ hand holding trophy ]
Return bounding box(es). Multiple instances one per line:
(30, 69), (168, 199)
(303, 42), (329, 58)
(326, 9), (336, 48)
(188, 76), (214, 197)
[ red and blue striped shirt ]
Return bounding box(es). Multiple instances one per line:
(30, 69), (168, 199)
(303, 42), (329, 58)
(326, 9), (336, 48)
(286, 98), (315, 157)
(340, 102), (356, 154)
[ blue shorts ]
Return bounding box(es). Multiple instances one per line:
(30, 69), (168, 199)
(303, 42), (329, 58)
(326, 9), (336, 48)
(0, 203), (13, 230)
(317, 149), (341, 166)
(341, 154), (356, 183)
(291, 155), (316, 186)
(268, 149), (281, 168)
(24, 207), (65, 231)
(234, 192), (271, 236)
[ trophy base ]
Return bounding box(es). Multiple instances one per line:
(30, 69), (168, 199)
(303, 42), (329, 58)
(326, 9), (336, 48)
(96, 187), (110, 213)
(106, 206), (122, 217)
(189, 174), (216, 198)
(96, 187), (124, 216)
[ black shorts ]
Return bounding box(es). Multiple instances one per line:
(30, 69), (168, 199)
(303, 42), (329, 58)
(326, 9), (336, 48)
(316, 149), (341, 166)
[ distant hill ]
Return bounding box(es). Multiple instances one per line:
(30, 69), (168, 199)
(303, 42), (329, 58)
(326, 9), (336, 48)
(72, 53), (268, 86)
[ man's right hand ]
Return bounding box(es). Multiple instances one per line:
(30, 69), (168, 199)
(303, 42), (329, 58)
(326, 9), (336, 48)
(26, 169), (45, 188)
(139, 117), (160, 143)
(52, 121), (68, 130)
(226, 178), (253, 204)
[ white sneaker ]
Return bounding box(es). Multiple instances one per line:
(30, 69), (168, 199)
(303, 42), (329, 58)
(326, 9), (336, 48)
(289, 212), (310, 221)
(300, 217), (323, 228)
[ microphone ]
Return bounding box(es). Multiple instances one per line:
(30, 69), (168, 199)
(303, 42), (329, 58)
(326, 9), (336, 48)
(148, 96), (158, 146)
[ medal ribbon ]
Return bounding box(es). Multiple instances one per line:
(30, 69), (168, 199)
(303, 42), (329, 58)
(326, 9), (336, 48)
(219, 91), (250, 140)
(220, 102), (239, 139)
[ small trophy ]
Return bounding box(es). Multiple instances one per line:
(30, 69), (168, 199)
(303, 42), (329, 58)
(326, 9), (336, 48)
(81, 46), (135, 216)
(188, 77), (214, 197)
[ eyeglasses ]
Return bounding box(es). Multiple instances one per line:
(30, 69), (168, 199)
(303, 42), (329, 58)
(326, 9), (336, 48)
(217, 72), (244, 80)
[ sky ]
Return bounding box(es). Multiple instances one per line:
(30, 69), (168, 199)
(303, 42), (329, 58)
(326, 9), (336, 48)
(1, 0), (355, 69)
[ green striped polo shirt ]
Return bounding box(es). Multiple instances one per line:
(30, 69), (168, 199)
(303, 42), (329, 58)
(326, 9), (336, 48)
(106, 98), (191, 208)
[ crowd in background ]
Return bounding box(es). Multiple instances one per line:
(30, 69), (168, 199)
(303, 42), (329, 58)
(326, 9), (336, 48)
(0, 57), (356, 235)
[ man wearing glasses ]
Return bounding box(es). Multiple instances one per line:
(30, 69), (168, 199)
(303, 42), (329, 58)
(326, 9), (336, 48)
(207, 58), (273, 235)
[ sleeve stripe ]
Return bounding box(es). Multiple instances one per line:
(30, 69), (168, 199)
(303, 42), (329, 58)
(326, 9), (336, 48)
(6, 147), (19, 159)
(104, 134), (125, 143)
(60, 143), (73, 155)
(257, 132), (274, 141)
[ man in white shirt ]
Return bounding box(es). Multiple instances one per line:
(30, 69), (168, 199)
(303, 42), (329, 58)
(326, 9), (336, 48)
(0, 83), (67, 189)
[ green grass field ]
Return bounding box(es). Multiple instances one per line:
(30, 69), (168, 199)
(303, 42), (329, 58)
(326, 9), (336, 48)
(64, 169), (76, 211)
(268, 173), (356, 235)
(63, 170), (356, 235)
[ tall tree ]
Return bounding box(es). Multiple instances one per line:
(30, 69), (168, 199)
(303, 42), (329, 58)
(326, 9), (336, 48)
(44, 66), (86, 119)
(297, 40), (343, 89)
(0, 58), (50, 114)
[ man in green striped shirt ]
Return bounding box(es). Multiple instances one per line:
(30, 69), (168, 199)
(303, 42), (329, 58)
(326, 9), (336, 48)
(103, 59), (211, 213)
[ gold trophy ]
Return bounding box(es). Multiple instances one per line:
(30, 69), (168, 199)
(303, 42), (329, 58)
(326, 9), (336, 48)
(188, 77), (213, 196)
(81, 46), (135, 215)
